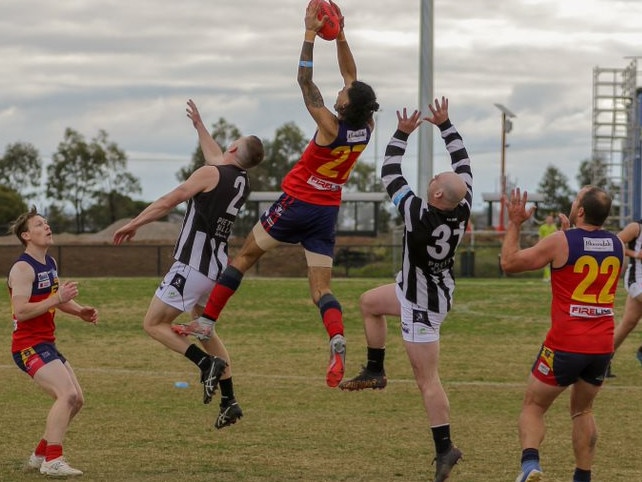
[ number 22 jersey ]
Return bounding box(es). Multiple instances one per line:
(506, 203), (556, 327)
(547, 228), (624, 353)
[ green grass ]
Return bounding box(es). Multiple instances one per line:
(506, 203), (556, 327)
(1, 278), (641, 481)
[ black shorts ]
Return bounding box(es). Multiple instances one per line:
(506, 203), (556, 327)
(530, 344), (612, 387)
(13, 342), (66, 378)
(259, 193), (339, 257)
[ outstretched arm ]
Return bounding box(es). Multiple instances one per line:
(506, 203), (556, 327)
(112, 166), (219, 245)
(186, 99), (224, 165)
(380, 109), (423, 210)
(501, 188), (561, 273)
(331, 1), (356, 85)
(425, 97), (473, 208)
(297, 0), (338, 138)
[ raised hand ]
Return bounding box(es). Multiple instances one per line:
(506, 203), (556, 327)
(329, 1), (344, 30)
(305, 0), (325, 32)
(504, 188), (536, 226)
(186, 99), (203, 129)
(396, 108), (423, 135)
(423, 96), (449, 126)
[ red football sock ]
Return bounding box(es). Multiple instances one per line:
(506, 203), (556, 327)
(203, 284), (235, 321)
(45, 444), (63, 461)
(34, 439), (48, 457)
(322, 307), (344, 339)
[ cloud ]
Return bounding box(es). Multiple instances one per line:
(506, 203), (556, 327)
(1, 0), (640, 213)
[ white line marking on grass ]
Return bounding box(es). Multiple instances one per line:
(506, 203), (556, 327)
(2, 364), (641, 391)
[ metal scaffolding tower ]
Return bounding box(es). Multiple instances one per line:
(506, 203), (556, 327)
(591, 59), (641, 226)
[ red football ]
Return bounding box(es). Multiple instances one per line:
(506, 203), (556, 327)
(316, 0), (340, 41)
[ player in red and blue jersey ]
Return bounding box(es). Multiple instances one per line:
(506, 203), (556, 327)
(8, 207), (98, 477)
(501, 186), (624, 482)
(174, 0), (379, 389)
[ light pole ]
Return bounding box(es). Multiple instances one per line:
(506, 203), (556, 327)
(494, 103), (516, 231)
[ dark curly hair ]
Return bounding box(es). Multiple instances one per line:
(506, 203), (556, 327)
(340, 80), (379, 127)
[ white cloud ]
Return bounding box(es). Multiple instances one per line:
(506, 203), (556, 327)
(1, 0), (640, 214)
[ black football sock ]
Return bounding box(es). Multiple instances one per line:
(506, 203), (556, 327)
(185, 344), (210, 371)
(366, 347), (385, 373)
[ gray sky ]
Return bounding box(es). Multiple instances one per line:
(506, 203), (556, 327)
(2, 0), (641, 210)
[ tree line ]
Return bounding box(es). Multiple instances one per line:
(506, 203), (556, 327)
(0, 119), (381, 235)
(0, 115), (614, 235)
(533, 158), (616, 226)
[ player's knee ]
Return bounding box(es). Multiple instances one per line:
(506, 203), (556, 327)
(63, 390), (83, 413)
(359, 291), (376, 312)
(142, 319), (155, 337)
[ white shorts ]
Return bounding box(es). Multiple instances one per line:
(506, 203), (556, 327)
(396, 284), (446, 343)
(626, 281), (642, 299)
(155, 261), (215, 312)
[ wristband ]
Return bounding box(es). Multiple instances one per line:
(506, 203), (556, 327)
(299, 60), (313, 68)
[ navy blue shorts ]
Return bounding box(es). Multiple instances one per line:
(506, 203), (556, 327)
(260, 193), (339, 257)
(531, 344), (612, 387)
(13, 342), (66, 378)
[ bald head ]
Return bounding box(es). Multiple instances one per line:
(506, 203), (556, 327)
(428, 172), (467, 210)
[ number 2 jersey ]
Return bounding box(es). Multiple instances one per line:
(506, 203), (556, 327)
(173, 164), (250, 280)
(281, 121), (371, 206)
(547, 228), (624, 353)
(382, 120), (473, 312)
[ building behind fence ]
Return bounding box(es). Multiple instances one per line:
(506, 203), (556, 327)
(0, 230), (545, 279)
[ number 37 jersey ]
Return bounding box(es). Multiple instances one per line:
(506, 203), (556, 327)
(281, 121), (371, 206)
(548, 228), (624, 353)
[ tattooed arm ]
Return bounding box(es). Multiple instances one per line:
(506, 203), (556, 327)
(297, 0), (339, 143)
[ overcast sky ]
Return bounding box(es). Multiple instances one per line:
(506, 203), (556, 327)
(1, 0), (641, 211)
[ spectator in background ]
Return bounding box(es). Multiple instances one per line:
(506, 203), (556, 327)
(538, 214), (558, 282)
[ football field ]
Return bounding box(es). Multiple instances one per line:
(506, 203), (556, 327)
(1, 277), (641, 481)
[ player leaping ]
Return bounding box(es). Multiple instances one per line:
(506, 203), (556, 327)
(174, 0), (379, 388)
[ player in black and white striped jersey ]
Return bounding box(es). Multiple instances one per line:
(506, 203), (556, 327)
(340, 97), (471, 482)
(613, 220), (642, 362)
(113, 99), (264, 428)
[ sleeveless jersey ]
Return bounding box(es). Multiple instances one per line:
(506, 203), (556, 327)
(547, 228), (624, 353)
(10, 253), (59, 353)
(281, 121), (371, 206)
(624, 221), (642, 289)
(173, 165), (249, 280)
(382, 120), (473, 311)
